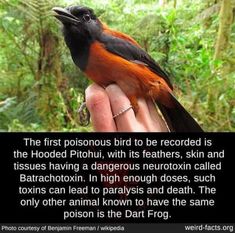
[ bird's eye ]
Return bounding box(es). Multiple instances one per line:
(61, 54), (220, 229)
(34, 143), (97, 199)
(83, 14), (91, 22)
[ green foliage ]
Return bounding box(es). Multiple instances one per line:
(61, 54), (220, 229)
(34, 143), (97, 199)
(0, 0), (234, 131)
(0, 0), (88, 131)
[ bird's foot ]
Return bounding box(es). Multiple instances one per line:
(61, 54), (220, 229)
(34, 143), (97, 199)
(77, 102), (90, 126)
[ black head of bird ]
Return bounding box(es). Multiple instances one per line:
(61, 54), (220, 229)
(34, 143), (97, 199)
(52, 6), (102, 42)
(53, 6), (103, 71)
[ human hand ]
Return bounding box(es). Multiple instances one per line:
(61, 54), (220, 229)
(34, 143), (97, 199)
(85, 83), (168, 132)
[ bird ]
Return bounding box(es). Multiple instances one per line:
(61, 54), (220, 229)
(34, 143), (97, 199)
(52, 5), (203, 132)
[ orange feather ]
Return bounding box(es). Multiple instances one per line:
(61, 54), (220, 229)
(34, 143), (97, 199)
(85, 42), (173, 108)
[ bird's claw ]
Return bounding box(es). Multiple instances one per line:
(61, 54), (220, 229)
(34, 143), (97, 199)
(77, 102), (90, 126)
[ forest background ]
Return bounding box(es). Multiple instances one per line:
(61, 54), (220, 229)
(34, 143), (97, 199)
(0, 0), (234, 132)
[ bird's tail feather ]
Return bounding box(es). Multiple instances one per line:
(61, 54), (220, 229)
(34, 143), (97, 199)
(155, 94), (203, 132)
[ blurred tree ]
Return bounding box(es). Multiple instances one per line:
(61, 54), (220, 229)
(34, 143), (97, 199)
(214, 0), (234, 60)
(174, 0), (177, 8)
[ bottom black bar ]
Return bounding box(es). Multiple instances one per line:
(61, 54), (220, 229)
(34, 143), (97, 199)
(0, 223), (234, 233)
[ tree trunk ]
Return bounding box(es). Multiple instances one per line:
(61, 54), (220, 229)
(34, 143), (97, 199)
(214, 0), (233, 60)
(174, 0), (177, 8)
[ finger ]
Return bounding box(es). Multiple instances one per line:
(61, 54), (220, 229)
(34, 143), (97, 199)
(135, 98), (154, 130)
(146, 100), (169, 132)
(105, 84), (137, 131)
(135, 98), (167, 132)
(85, 83), (117, 132)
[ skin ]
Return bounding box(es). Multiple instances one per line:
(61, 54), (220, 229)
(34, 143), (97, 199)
(85, 83), (168, 132)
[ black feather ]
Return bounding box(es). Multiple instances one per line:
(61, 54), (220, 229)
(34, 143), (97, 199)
(156, 94), (203, 132)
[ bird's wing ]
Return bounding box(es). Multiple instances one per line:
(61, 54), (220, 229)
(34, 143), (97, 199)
(99, 33), (173, 90)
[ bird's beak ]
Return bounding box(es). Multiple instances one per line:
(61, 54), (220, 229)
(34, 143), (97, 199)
(52, 7), (80, 25)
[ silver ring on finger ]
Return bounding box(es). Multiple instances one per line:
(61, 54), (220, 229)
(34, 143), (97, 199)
(113, 105), (133, 119)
